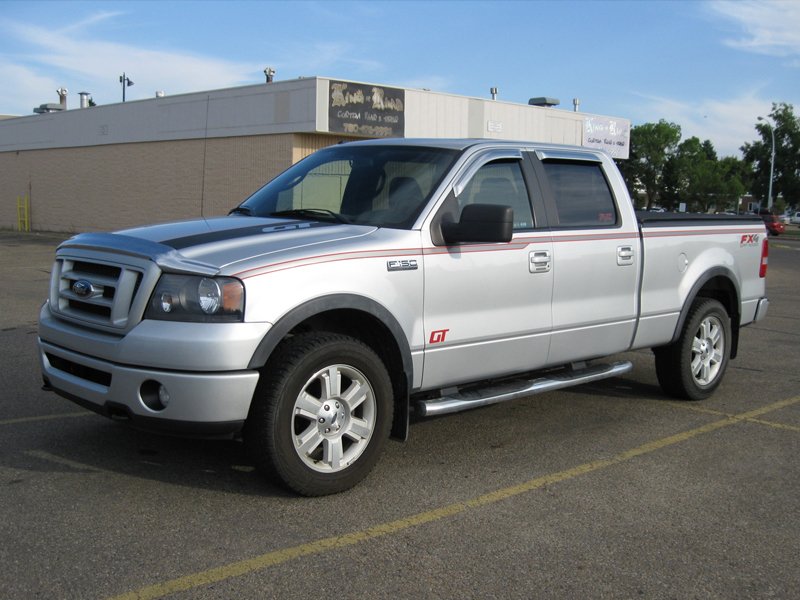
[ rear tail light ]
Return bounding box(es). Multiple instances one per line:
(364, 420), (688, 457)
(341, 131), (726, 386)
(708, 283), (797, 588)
(760, 238), (769, 278)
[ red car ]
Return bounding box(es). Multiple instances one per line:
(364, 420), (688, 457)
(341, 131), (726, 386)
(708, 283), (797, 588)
(761, 213), (786, 236)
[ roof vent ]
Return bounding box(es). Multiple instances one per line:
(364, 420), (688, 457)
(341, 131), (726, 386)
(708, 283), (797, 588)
(528, 97), (560, 108)
(33, 88), (68, 114)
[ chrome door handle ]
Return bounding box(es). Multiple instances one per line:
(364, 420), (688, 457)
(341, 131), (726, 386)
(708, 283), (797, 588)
(617, 245), (634, 266)
(529, 250), (551, 273)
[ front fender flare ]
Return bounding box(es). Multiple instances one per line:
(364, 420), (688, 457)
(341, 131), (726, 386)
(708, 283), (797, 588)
(247, 294), (413, 440)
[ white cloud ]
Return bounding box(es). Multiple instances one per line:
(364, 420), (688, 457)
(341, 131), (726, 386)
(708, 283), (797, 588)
(0, 12), (392, 114)
(0, 61), (59, 115)
(709, 0), (800, 59)
(275, 41), (384, 77)
(57, 11), (125, 35)
(0, 14), (261, 114)
(630, 90), (772, 157)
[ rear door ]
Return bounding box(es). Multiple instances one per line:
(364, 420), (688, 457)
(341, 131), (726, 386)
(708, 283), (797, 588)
(528, 150), (640, 364)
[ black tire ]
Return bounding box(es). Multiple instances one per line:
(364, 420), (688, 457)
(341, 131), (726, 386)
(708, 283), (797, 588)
(244, 332), (393, 496)
(654, 298), (731, 400)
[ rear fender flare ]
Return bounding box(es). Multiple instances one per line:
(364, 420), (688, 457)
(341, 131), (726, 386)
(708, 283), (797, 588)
(669, 267), (741, 357)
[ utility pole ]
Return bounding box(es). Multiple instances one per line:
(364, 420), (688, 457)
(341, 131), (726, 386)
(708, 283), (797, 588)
(758, 116), (775, 211)
(119, 73), (134, 102)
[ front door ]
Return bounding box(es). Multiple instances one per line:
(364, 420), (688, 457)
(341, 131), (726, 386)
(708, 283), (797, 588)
(421, 152), (553, 390)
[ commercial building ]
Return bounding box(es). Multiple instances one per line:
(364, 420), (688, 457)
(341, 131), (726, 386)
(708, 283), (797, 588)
(0, 77), (630, 233)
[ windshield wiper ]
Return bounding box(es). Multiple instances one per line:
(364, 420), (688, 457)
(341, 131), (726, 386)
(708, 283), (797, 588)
(229, 206), (256, 216)
(270, 208), (351, 224)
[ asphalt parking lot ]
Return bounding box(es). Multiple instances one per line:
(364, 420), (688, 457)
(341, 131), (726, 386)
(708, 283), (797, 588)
(1, 231), (798, 599)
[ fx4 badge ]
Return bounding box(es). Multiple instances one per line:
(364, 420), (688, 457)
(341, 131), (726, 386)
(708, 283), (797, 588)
(740, 234), (760, 247)
(387, 259), (418, 272)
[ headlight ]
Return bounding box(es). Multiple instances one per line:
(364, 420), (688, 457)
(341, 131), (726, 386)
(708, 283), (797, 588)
(145, 275), (245, 322)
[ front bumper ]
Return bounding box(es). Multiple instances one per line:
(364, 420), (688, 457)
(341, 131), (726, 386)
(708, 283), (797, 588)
(40, 340), (260, 437)
(37, 301), (268, 437)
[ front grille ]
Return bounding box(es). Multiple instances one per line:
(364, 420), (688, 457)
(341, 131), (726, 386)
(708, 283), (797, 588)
(46, 352), (112, 387)
(53, 257), (145, 330)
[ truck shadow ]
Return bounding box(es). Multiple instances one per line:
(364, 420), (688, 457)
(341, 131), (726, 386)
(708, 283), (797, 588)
(4, 373), (673, 498)
(2, 411), (294, 498)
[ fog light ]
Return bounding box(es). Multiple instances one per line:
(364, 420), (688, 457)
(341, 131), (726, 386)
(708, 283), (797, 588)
(141, 380), (170, 411)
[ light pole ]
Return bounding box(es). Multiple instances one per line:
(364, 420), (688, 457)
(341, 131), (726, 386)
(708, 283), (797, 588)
(757, 116), (775, 211)
(119, 73), (134, 102)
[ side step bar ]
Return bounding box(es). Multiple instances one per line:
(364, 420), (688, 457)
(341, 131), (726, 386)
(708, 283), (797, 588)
(416, 360), (633, 417)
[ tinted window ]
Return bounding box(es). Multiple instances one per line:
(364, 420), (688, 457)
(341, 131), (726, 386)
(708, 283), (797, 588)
(542, 161), (618, 227)
(239, 145), (458, 229)
(457, 160), (534, 230)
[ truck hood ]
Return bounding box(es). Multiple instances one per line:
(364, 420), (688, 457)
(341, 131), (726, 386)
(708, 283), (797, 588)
(58, 216), (377, 276)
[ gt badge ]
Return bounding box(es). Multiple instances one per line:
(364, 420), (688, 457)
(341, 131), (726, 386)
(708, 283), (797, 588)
(429, 329), (449, 344)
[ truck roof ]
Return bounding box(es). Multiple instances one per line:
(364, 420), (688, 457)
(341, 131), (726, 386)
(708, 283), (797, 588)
(337, 137), (608, 156)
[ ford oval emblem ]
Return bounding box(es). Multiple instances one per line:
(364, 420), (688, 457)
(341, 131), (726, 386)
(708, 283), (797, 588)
(72, 279), (94, 298)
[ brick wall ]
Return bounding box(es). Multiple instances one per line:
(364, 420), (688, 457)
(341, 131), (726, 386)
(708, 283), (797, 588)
(0, 133), (336, 233)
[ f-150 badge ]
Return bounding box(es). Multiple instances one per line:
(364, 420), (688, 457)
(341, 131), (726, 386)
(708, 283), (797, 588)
(387, 259), (418, 271)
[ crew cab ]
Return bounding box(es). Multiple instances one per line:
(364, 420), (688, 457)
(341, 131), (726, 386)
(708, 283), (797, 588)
(38, 139), (769, 495)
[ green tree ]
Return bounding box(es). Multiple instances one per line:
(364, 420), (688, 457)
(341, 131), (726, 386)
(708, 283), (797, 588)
(741, 102), (800, 210)
(717, 156), (748, 212)
(662, 137), (721, 212)
(660, 138), (747, 213)
(616, 120), (682, 209)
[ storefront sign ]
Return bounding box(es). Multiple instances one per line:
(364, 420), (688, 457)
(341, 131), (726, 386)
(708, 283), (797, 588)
(583, 116), (630, 159)
(329, 81), (405, 138)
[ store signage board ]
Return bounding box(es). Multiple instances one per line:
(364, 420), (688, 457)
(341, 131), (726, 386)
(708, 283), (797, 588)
(329, 81), (405, 138)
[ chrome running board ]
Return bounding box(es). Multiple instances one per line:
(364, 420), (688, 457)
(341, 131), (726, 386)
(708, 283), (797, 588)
(416, 360), (633, 417)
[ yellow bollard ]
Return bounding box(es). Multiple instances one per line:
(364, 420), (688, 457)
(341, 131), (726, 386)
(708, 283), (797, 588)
(17, 194), (31, 232)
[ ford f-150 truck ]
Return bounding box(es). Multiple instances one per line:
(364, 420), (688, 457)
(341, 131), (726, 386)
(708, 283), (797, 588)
(38, 138), (770, 495)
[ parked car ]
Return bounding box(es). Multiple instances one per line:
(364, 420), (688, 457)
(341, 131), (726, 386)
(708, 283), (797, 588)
(790, 212), (800, 225)
(761, 213), (786, 236)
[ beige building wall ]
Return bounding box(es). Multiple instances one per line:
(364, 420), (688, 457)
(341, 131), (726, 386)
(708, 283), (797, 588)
(0, 133), (346, 233)
(0, 77), (628, 234)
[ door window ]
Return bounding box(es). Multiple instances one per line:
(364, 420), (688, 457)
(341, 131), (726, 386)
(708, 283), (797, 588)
(457, 160), (534, 230)
(541, 161), (618, 227)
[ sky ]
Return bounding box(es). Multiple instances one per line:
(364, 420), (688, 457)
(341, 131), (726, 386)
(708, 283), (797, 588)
(1, 0), (798, 158)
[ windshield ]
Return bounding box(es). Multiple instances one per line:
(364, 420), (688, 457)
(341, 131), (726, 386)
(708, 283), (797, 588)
(236, 145), (459, 228)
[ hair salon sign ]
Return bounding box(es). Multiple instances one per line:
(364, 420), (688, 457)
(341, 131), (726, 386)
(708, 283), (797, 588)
(328, 81), (405, 138)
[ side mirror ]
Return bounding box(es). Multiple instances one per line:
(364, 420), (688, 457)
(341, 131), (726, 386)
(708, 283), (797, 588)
(441, 203), (513, 244)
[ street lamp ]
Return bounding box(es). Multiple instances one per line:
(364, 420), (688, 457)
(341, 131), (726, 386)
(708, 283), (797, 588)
(119, 73), (134, 102)
(757, 116), (775, 211)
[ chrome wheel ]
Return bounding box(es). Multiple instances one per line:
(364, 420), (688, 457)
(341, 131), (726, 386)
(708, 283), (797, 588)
(655, 298), (731, 401)
(691, 314), (725, 386)
(292, 364), (376, 473)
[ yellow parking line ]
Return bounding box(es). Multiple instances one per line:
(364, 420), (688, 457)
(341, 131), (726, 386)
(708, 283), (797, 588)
(24, 449), (104, 472)
(108, 395), (800, 600)
(746, 418), (800, 433)
(0, 412), (88, 426)
(665, 400), (800, 432)
(665, 402), (731, 417)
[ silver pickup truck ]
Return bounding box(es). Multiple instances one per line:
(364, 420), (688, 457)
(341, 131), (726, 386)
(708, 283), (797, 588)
(39, 138), (769, 495)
